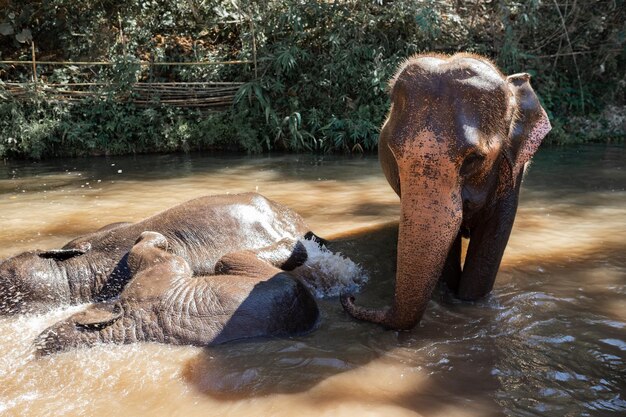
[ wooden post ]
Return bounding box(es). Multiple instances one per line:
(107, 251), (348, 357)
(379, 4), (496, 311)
(118, 14), (125, 53)
(31, 41), (37, 88)
(249, 13), (258, 79)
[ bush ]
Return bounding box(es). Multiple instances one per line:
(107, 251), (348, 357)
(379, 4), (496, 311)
(0, 0), (624, 158)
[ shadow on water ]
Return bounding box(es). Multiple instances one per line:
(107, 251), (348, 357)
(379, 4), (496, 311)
(2, 143), (622, 193)
(522, 145), (625, 195)
(0, 152), (382, 193)
(182, 217), (625, 415)
(182, 223), (506, 415)
(182, 223), (400, 399)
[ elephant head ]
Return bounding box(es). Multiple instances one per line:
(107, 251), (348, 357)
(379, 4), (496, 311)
(0, 245), (91, 315)
(341, 53), (551, 330)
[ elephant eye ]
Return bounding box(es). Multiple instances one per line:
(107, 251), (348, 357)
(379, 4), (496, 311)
(460, 152), (485, 177)
(39, 248), (87, 261)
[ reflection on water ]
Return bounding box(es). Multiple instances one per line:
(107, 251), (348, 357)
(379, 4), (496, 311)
(1, 145), (624, 416)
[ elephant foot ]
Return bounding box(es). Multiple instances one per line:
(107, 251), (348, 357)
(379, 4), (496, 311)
(303, 231), (329, 247)
(456, 286), (492, 302)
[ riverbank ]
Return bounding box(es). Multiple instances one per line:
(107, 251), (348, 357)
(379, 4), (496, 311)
(2, 96), (624, 160)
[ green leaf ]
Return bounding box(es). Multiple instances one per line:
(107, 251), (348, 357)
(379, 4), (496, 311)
(0, 22), (14, 36)
(15, 28), (32, 43)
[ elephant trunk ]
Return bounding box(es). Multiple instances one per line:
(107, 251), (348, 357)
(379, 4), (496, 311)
(342, 138), (462, 330)
(391, 179), (463, 329)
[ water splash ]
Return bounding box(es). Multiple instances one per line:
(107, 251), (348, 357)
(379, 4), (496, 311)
(293, 238), (368, 298)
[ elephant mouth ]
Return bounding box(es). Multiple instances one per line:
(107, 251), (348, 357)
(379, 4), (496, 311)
(462, 199), (480, 214)
(460, 199), (487, 233)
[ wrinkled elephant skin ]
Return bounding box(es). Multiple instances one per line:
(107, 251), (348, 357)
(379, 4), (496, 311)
(35, 231), (319, 355)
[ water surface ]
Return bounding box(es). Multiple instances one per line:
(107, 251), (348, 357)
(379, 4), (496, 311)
(1, 145), (624, 416)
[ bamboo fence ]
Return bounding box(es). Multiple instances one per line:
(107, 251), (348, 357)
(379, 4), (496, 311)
(2, 80), (244, 109)
(0, 15), (259, 111)
(0, 56), (250, 110)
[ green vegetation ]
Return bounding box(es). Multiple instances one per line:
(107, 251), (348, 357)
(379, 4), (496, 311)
(1, 0), (624, 158)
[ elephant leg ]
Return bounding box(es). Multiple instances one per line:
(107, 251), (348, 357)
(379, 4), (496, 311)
(214, 251), (283, 278)
(36, 250), (319, 354)
(440, 231), (463, 293)
(210, 251), (319, 345)
(35, 301), (140, 355)
(457, 191), (519, 300)
(252, 238), (309, 271)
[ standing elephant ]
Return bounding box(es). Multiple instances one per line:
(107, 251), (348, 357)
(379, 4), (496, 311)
(0, 193), (318, 315)
(35, 231), (319, 355)
(341, 53), (551, 330)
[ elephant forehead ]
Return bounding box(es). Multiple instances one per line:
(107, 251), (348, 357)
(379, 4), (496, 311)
(447, 57), (504, 90)
(4, 252), (49, 276)
(392, 130), (456, 170)
(388, 89), (506, 152)
(396, 54), (502, 83)
(385, 54), (512, 156)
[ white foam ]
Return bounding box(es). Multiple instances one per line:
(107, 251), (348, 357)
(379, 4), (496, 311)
(293, 239), (368, 298)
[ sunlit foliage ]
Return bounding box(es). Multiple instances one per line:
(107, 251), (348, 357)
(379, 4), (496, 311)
(0, 0), (624, 158)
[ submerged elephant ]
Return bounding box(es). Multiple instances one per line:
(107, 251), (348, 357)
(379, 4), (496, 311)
(342, 53), (551, 330)
(35, 231), (319, 355)
(0, 193), (319, 315)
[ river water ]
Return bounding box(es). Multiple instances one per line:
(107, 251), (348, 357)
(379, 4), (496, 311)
(0, 144), (624, 416)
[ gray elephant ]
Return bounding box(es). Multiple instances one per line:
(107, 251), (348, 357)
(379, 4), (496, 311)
(35, 231), (319, 355)
(342, 53), (551, 330)
(0, 193), (320, 315)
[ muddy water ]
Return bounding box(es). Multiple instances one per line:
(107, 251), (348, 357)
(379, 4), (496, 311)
(0, 145), (624, 416)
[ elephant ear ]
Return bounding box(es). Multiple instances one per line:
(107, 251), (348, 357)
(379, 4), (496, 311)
(128, 231), (169, 274)
(134, 231), (168, 250)
(74, 302), (123, 330)
(38, 242), (91, 261)
(504, 73), (552, 186)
